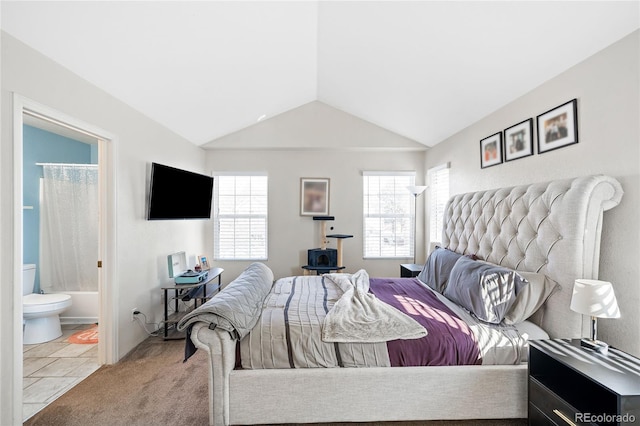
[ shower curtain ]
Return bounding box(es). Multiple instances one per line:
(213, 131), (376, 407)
(40, 164), (99, 292)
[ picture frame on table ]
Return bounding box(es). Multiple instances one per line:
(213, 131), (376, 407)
(198, 255), (210, 270)
(537, 99), (579, 154)
(480, 132), (503, 169)
(300, 178), (330, 216)
(504, 118), (534, 162)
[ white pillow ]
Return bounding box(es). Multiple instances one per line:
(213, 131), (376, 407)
(514, 320), (550, 340)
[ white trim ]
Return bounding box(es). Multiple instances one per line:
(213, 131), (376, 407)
(98, 132), (118, 366)
(10, 94), (119, 425)
(36, 162), (98, 167)
(362, 170), (416, 176)
(205, 146), (428, 153)
(427, 162), (451, 174)
(11, 94), (25, 426)
(213, 171), (267, 177)
(24, 109), (105, 141)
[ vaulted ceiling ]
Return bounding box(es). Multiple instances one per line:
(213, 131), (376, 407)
(2, 1), (638, 148)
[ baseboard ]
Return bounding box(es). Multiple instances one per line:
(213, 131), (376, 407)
(60, 316), (98, 325)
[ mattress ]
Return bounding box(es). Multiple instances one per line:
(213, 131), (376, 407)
(238, 274), (531, 369)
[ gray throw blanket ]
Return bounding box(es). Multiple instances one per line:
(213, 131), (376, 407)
(322, 269), (427, 343)
(177, 262), (274, 340)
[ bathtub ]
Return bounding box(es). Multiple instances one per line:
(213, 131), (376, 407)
(51, 291), (99, 324)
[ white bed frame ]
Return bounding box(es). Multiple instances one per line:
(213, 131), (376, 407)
(190, 175), (623, 425)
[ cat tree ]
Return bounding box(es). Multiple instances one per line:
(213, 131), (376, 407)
(302, 216), (352, 275)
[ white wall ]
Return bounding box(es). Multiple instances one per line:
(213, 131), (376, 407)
(0, 31), (210, 423)
(426, 30), (640, 356)
(203, 101), (425, 150)
(205, 102), (427, 282)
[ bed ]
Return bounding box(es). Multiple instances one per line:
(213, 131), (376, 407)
(178, 175), (622, 425)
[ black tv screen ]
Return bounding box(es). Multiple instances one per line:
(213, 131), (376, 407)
(147, 162), (214, 220)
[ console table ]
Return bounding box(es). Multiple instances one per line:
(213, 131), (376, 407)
(160, 267), (223, 340)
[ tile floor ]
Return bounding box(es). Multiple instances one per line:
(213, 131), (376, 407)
(22, 323), (100, 422)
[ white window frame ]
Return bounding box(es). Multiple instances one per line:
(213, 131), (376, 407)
(427, 163), (450, 245)
(362, 171), (416, 259)
(213, 172), (268, 261)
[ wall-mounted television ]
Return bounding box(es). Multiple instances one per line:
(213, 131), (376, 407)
(147, 162), (214, 220)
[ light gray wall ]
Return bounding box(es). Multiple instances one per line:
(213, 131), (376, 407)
(426, 30), (640, 356)
(204, 101), (426, 150)
(205, 104), (427, 281)
(0, 30), (210, 404)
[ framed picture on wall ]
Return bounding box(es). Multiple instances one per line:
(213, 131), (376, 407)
(480, 132), (503, 169)
(504, 118), (534, 162)
(300, 178), (330, 216)
(537, 99), (579, 154)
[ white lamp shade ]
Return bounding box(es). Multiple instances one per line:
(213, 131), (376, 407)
(407, 185), (427, 196)
(570, 279), (620, 319)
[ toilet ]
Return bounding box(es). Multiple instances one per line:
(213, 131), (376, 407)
(22, 264), (72, 344)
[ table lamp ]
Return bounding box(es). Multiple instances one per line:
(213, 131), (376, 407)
(570, 279), (620, 354)
(407, 185), (427, 265)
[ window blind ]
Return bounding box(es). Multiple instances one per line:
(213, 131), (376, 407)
(214, 174), (268, 260)
(362, 171), (415, 258)
(428, 163), (450, 243)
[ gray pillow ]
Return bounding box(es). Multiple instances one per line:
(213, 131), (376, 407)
(444, 257), (527, 324)
(503, 271), (559, 325)
(417, 246), (463, 293)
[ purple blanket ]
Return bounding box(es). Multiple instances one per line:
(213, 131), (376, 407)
(369, 278), (481, 367)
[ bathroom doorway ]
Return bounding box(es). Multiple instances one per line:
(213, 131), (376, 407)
(24, 115), (100, 322)
(13, 95), (118, 423)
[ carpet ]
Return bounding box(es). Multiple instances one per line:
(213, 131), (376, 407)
(24, 336), (528, 426)
(25, 337), (210, 426)
(67, 325), (98, 344)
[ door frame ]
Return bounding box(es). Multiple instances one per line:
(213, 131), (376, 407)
(12, 94), (118, 423)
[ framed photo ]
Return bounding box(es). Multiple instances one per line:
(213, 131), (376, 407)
(504, 118), (534, 162)
(300, 178), (330, 216)
(198, 255), (210, 270)
(480, 132), (503, 168)
(537, 99), (578, 154)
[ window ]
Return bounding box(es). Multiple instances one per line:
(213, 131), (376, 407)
(363, 171), (415, 258)
(428, 163), (450, 244)
(214, 173), (268, 260)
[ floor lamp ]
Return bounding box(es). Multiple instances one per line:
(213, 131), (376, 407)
(407, 185), (427, 265)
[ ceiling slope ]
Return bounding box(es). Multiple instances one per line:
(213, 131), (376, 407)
(1, 1), (319, 145)
(317, 1), (640, 146)
(2, 1), (639, 148)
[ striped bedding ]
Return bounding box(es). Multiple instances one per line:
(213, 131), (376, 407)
(238, 275), (527, 369)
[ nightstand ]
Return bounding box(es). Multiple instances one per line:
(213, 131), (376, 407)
(400, 263), (423, 278)
(529, 339), (640, 425)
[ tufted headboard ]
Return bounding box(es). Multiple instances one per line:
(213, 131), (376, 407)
(441, 175), (623, 339)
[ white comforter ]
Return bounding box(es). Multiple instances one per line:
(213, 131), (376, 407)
(322, 269), (427, 343)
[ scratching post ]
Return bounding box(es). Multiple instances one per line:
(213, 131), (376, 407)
(320, 220), (328, 250)
(326, 234), (352, 269)
(302, 216), (352, 275)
